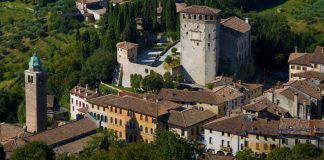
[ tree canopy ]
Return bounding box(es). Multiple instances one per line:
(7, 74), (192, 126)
(11, 141), (55, 160)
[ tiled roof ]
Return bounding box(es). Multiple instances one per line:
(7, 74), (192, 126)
(2, 138), (27, 152)
(87, 94), (120, 107)
(285, 80), (321, 100)
(163, 108), (216, 128)
(25, 118), (97, 146)
(292, 71), (324, 81)
(104, 96), (182, 117)
(53, 134), (98, 154)
(234, 82), (262, 91)
(212, 86), (244, 102)
(204, 114), (280, 136)
(158, 88), (226, 105)
(77, 107), (89, 114)
(70, 86), (100, 99)
(176, 3), (187, 12)
(118, 91), (158, 101)
(0, 123), (28, 143)
(276, 87), (310, 104)
(279, 118), (324, 136)
(243, 97), (289, 115)
(220, 16), (251, 33)
(116, 41), (138, 50)
(310, 46), (324, 64)
(180, 5), (221, 15)
(288, 53), (312, 66)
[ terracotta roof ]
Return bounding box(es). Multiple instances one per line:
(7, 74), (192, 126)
(243, 97), (289, 115)
(279, 118), (324, 136)
(220, 16), (251, 33)
(116, 41), (138, 50)
(118, 91), (158, 101)
(53, 134), (97, 154)
(77, 107), (89, 114)
(292, 71), (324, 81)
(158, 88), (226, 105)
(0, 123), (28, 143)
(163, 108), (216, 128)
(234, 82), (262, 91)
(212, 86), (244, 102)
(310, 46), (324, 64)
(275, 87), (309, 104)
(288, 53), (312, 66)
(87, 94), (120, 107)
(176, 3), (187, 12)
(25, 118), (97, 146)
(285, 80), (321, 99)
(70, 86), (100, 99)
(103, 96), (182, 117)
(2, 138), (27, 152)
(180, 5), (221, 15)
(204, 114), (280, 136)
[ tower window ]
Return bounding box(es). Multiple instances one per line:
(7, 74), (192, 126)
(186, 32), (188, 36)
(199, 15), (202, 20)
(188, 14), (191, 19)
(208, 34), (211, 39)
(197, 25), (199, 28)
(210, 15), (213, 20)
(208, 43), (210, 48)
(194, 15), (196, 19)
(205, 15), (208, 20)
(182, 14), (185, 19)
(197, 43), (199, 46)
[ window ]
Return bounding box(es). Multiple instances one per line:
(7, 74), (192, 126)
(197, 25), (199, 28)
(115, 118), (117, 124)
(295, 139), (299, 144)
(119, 120), (122, 126)
(140, 125), (143, 131)
(194, 15), (196, 19)
(209, 137), (212, 144)
(119, 132), (122, 138)
(264, 136), (268, 141)
(110, 107), (113, 112)
(119, 108), (122, 114)
(282, 138), (286, 144)
(209, 129), (212, 133)
(256, 143), (260, 150)
(303, 67), (307, 71)
(205, 15), (208, 20)
(71, 98), (73, 104)
(208, 43), (210, 48)
(208, 34), (211, 39)
(145, 115), (148, 122)
(256, 135), (259, 140)
(115, 107), (117, 113)
(110, 117), (113, 123)
(186, 32), (188, 36)
(105, 116), (107, 122)
(227, 141), (230, 147)
(290, 65), (295, 69)
(188, 14), (191, 19)
(199, 15), (202, 20)
(72, 106), (74, 111)
(210, 15), (213, 20)
(306, 139), (310, 143)
(151, 128), (153, 134)
(297, 66), (301, 70)
(101, 115), (103, 121)
(264, 144), (268, 150)
(221, 140), (224, 146)
(191, 128), (194, 135)
(197, 43), (199, 46)
(222, 132), (224, 136)
(145, 127), (148, 133)
(227, 133), (230, 137)
(181, 129), (185, 136)
(140, 114), (143, 120)
(182, 14), (185, 19)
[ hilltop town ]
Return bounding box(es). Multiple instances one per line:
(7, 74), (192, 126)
(0, 0), (324, 160)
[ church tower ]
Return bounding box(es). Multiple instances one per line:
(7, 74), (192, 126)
(25, 52), (47, 133)
(180, 6), (221, 85)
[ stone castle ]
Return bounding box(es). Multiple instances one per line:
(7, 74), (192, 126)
(115, 5), (254, 87)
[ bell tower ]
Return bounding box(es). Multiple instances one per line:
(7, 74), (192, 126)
(25, 52), (47, 133)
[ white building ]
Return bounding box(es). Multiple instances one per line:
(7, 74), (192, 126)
(70, 85), (100, 120)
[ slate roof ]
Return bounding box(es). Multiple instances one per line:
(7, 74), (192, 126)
(292, 71), (324, 81)
(116, 41), (138, 50)
(180, 5), (221, 15)
(162, 108), (216, 128)
(70, 86), (100, 99)
(220, 16), (251, 33)
(158, 88), (226, 105)
(25, 118), (97, 146)
(204, 114), (280, 136)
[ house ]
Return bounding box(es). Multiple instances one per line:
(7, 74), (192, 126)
(288, 46), (324, 81)
(265, 80), (324, 119)
(204, 114), (280, 156)
(86, 94), (182, 143)
(70, 85), (100, 120)
(75, 0), (107, 21)
(232, 81), (263, 104)
(47, 95), (69, 121)
(160, 108), (216, 141)
(212, 85), (245, 111)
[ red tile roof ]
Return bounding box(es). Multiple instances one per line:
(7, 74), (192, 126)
(220, 16), (251, 33)
(180, 5), (221, 15)
(116, 41), (138, 50)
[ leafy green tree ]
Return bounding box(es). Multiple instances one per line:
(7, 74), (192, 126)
(11, 141), (55, 160)
(80, 49), (117, 87)
(130, 74), (143, 90)
(175, 74), (183, 83)
(75, 29), (81, 41)
(165, 56), (172, 64)
(163, 72), (173, 88)
(141, 71), (164, 92)
(0, 90), (20, 122)
(236, 148), (260, 160)
(267, 147), (291, 160)
(85, 129), (117, 152)
(82, 30), (90, 43)
(288, 143), (322, 160)
(17, 99), (26, 124)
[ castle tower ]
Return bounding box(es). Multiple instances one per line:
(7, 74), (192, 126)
(25, 52), (47, 133)
(116, 41), (139, 64)
(180, 6), (221, 85)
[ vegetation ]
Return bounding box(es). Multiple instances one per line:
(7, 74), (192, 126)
(11, 141), (55, 160)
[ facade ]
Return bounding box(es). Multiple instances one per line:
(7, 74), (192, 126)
(233, 81), (263, 104)
(70, 85), (100, 120)
(179, 6), (252, 85)
(212, 85), (245, 111)
(76, 0), (107, 21)
(86, 95), (182, 142)
(25, 53), (47, 133)
(288, 46), (324, 81)
(204, 114), (280, 156)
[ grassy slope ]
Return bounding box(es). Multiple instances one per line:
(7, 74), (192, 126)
(257, 0), (324, 37)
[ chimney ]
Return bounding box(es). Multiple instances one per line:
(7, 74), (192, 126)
(85, 84), (88, 96)
(294, 46), (298, 53)
(78, 88), (81, 94)
(245, 18), (249, 24)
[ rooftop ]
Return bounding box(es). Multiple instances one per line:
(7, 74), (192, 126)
(116, 41), (139, 50)
(70, 86), (100, 99)
(288, 46), (324, 65)
(279, 118), (324, 136)
(310, 46), (324, 64)
(212, 85), (244, 102)
(158, 88), (226, 105)
(28, 53), (42, 71)
(243, 97), (289, 116)
(284, 80), (321, 100)
(180, 5), (221, 15)
(25, 118), (97, 146)
(220, 16), (251, 33)
(293, 71), (324, 81)
(162, 108), (216, 128)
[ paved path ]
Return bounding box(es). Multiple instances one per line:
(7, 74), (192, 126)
(100, 82), (122, 92)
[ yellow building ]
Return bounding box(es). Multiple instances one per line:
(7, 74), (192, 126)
(288, 46), (324, 81)
(87, 95), (182, 142)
